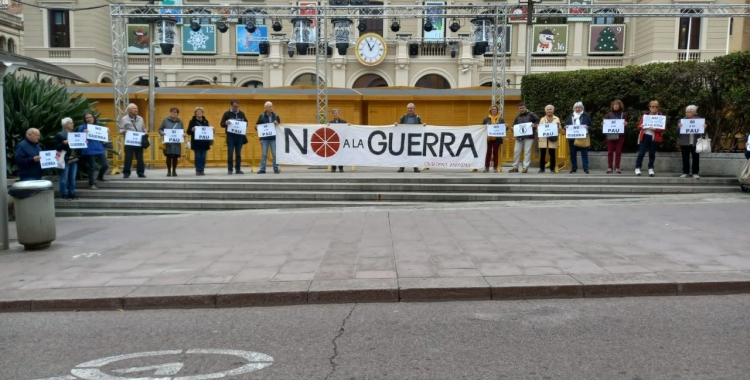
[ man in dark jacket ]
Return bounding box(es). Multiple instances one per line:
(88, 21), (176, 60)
(395, 103), (426, 173)
(15, 128), (43, 181)
(255, 101), (280, 174)
(328, 108), (348, 172)
(220, 99), (248, 175)
(510, 102), (540, 173)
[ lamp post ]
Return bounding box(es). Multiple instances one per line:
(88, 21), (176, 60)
(0, 61), (26, 250)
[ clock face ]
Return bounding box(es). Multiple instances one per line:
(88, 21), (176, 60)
(356, 34), (386, 66)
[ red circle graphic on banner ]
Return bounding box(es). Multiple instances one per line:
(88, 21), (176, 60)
(310, 127), (341, 158)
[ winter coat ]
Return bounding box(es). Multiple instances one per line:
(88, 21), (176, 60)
(482, 115), (505, 144)
(538, 115), (562, 149)
(15, 138), (43, 180)
(77, 124), (106, 156)
(255, 112), (281, 141)
(159, 117), (184, 156)
(187, 116), (212, 151)
(512, 111), (540, 141)
(677, 116), (704, 146)
(220, 109), (248, 143)
(637, 112), (665, 143)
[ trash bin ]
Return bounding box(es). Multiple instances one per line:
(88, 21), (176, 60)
(8, 180), (56, 250)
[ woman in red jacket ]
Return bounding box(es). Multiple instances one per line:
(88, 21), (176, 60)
(603, 99), (627, 174)
(635, 100), (665, 177)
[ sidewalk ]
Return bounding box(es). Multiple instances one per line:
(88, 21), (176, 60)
(2, 193), (750, 312)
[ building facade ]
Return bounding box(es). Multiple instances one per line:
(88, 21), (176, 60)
(21, 1), (742, 89)
(0, 6), (23, 55)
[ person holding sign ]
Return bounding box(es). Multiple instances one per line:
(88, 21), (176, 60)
(255, 101), (281, 174)
(395, 103), (427, 173)
(54, 118), (78, 200)
(635, 100), (665, 177)
(220, 99), (248, 175)
(509, 102), (540, 173)
(14, 128), (43, 181)
(603, 100), (628, 174)
(187, 107), (212, 176)
(159, 107), (186, 177)
(328, 109), (350, 173)
(565, 102), (593, 174)
(119, 103), (148, 179)
(78, 112), (110, 189)
(538, 105), (562, 174)
(677, 105), (706, 179)
(481, 105), (505, 173)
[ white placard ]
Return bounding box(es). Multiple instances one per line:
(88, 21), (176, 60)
(747, 135), (750, 152)
(195, 126), (214, 140)
(86, 125), (109, 142)
(163, 128), (184, 143)
(566, 125), (588, 139)
(68, 132), (88, 149)
(125, 131), (145, 147)
(257, 122), (277, 138)
(513, 122), (533, 137)
(643, 115), (667, 130)
(679, 118), (705, 134)
(604, 119), (625, 134)
(39, 150), (58, 169)
(537, 123), (558, 138)
(487, 124), (506, 138)
(227, 120), (247, 135)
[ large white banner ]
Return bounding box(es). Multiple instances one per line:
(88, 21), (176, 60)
(276, 124), (487, 169)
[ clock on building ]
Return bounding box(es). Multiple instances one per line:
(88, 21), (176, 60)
(355, 33), (387, 66)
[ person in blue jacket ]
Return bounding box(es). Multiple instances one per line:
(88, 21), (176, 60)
(14, 128), (43, 181)
(77, 112), (110, 190)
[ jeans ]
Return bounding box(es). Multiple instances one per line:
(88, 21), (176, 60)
(226, 135), (243, 172)
(606, 135), (625, 169)
(85, 153), (109, 185)
(123, 146), (145, 176)
(194, 149), (208, 172)
(485, 139), (500, 169)
(512, 138), (533, 169)
(59, 162), (77, 197)
(260, 139), (278, 171)
(636, 134), (658, 170)
(568, 140), (589, 171)
(680, 145), (699, 175)
(540, 148), (556, 171)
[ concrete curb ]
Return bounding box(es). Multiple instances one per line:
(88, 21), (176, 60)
(3, 273), (750, 312)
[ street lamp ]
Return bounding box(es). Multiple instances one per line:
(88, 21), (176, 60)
(0, 61), (26, 250)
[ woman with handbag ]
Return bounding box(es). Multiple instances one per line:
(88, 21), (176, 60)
(538, 105), (562, 174)
(481, 105), (505, 173)
(158, 107), (186, 177)
(677, 105), (705, 179)
(604, 100), (628, 174)
(635, 100), (665, 177)
(187, 107), (212, 176)
(78, 112), (110, 188)
(55, 117), (78, 200)
(565, 102), (592, 174)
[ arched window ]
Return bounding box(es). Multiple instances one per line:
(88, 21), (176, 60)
(538, 9), (566, 25)
(593, 9), (624, 25)
(291, 73), (319, 86)
(243, 80), (263, 88)
(7, 39), (15, 53)
(415, 74), (451, 89)
(352, 74), (388, 88)
(0, 37), (5, 52)
(187, 80), (211, 85)
(100, 77), (113, 84)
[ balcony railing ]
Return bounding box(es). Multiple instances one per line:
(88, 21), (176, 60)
(678, 52), (701, 61)
(237, 58), (260, 67)
(128, 57), (162, 66)
(483, 58), (511, 67)
(420, 44), (448, 56)
(183, 57), (216, 66)
(531, 58), (567, 68)
(588, 58), (624, 67)
(48, 49), (71, 59)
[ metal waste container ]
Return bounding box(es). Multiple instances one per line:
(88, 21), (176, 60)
(8, 180), (56, 250)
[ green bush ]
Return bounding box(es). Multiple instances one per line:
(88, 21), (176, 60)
(520, 52), (750, 152)
(4, 75), (104, 176)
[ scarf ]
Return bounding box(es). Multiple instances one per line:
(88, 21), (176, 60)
(573, 111), (583, 125)
(487, 114), (500, 124)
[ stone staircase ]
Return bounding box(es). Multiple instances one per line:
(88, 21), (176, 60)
(51, 169), (740, 217)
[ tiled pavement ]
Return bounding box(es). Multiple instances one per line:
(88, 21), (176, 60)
(2, 193), (750, 311)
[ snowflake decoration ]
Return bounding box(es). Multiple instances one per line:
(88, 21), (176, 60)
(187, 30), (210, 50)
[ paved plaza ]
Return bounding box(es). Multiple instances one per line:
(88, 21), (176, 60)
(2, 192), (750, 310)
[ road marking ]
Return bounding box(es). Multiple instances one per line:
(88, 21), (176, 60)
(112, 363), (184, 376)
(72, 253), (101, 259)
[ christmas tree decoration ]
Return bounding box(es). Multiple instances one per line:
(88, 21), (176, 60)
(595, 27), (619, 51)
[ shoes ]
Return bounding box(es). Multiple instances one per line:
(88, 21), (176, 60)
(236, 170), (245, 175)
(97, 178), (109, 182)
(397, 168), (405, 172)
(606, 168), (613, 174)
(648, 168), (655, 177)
(167, 172), (172, 177)
(615, 169), (621, 174)
(483, 168), (489, 173)
(138, 175), (147, 178)
(123, 175), (130, 179)
(570, 170), (577, 174)
(493, 169), (498, 173)
(89, 185), (99, 190)
(635, 168), (641, 176)
(509, 167), (519, 173)
(172, 171), (177, 177)
(331, 168), (337, 172)
(584, 170), (590, 174)
(413, 168), (421, 173)
(521, 167), (528, 173)
(693, 174), (700, 179)
(257, 170), (266, 174)
(274, 169), (280, 174)
(69, 194), (79, 200)
(538, 169), (545, 173)
(228, 170), (233, 175)
(470, 169), (478, 172)
(679, 174), (688, 178)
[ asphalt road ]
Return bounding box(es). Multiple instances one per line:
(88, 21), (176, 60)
(3, 296), (750, 380)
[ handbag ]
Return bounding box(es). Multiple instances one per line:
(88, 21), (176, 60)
(55, 150), (66, 169)
(242, 135), (249, 145)
(141, 134), (150, 149)
(574, 135), (591, 148)
(695, 136), (712, 154)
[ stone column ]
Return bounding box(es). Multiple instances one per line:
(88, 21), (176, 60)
(394, 40), (410, 86)
(330, 49), (347, 88)
(262, 39), (285, 87)
(457, 40), (476, 88)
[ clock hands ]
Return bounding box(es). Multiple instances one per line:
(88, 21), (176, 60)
(366, 40), (374, 51)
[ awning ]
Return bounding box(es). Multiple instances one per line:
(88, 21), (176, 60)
(0, 51), (89, 83)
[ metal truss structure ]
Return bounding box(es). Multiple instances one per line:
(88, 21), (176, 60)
(109, 4), (750, 122)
